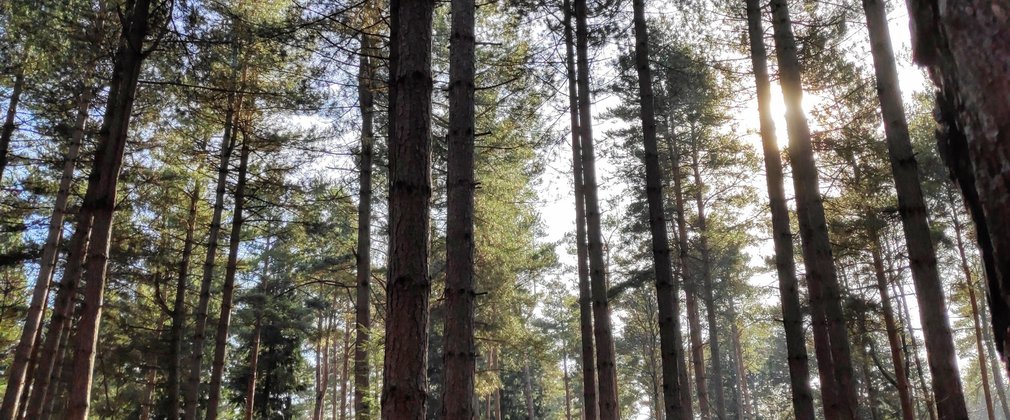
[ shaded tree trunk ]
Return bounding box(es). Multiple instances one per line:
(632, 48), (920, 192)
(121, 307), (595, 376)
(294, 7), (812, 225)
(166, 183), (201, 420)
(524, 360), (535, 420)
(65, 1), (154, 417)
(980, 286), (1010, 419)
(206, 132), (252, 420)
(563, 350), (573, 420)
(870, 233), (914, 420)
(630, 0), (687, 416)
(353, 31), (375, 420)
(441, 0), (477, 415)
(380, 0), (435, 417)
(243, 317), (262, 420)
(0, 65), (24, 182)
(562, 1), (598, 417)
(768, 0), (859, 417)
(742, 0), (816, 417)
(892, 271), (938, 420)
(342, 313), (352, 420)
(863, 0), (968, 416)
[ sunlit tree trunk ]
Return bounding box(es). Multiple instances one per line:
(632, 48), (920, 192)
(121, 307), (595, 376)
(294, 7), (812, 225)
(742, 0), (816, 417)
(0, 64), (24, 182)
(166, 184), (201, 420)
(353, 30), (375, 420)
(870, 233), (914, 420)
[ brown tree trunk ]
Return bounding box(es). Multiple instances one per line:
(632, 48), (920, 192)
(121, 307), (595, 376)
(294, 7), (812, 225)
(166, 184), (201, 420)
(441, 0), (477, 415)
(64, 1), (153, 417)
(0, 83), (91, 419)
(630, 0), (686, 416)
(353, 31), (375, 420)
(206, 132), (252, 420)
(524, 360), (536, 420)
(768, 0), (859, 417)
(380, 0), (434, 417)
(139, 351), (158, 420)
(893, 271), (938, 420)
(315, 314), (332, 420)
(0, 64), (24, 182)
(863, 0), (969, 416)
(742, 0), (816, 417)
(980, 286), (1010, 419)
(563, 349), (573, 420)
(243, 317), (262, 420)
(870, 233), (914, 420)
(562, 1), (598, 417)
(342, 312), (352, 420)
(573, 0), (620, 416)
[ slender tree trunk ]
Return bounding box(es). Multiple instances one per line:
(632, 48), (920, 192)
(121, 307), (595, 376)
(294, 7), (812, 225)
(243, 317), (262, 420)
(381, 0), (434, 417)
(630, 0), (686, 416)
(731, 314), (754, 420)
(342, 313), (352, 420)
(354, 31), (375, 420)
(40, 314), (75, 420)
(0, 65), (24, 182)
(166, 184), (200, 420)
(333, 312), (340, 420)
(563, 352), (573, 420)
(562, 1), (598, 417)
(742, 1), (816, 417)
(980, 286), (1010, 419)
(524, 360), (536, 420)
(893, 272), (937, 420)
(573, 0), (620, 416)
(768, 1), (859, 417)
(315, 314), (332, 420)
(184, 90), (240, 420)
(139, 352), (158, 420)
(441, 0), (477, 415)
(855, 309), (880, 420)
(64, 2), (153, 417)
(870, 233), (914, 420)
(206, 132), (252, 420)
(863, 0), (969, 416)
(0, 84), (91, 419)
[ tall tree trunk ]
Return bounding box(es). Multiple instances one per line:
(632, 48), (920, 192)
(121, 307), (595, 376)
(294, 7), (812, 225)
(630, 0), (686, 416)
(139, 350), (159, 420)
(980, 286), (1010, 419)
(166, 184), (200, 420)
(381, 0), (434, 417)
(524, 360), (536, 420)
(870, 233), (914, 420)
(742, 0), (815, 417)
(0, 64), (24, 182)
(731, 313), (754, 420)
(768, 0), (859, 417)
(65, 1), (153, 417)
(903, 0), (1010, 368)
(354, 31), (375, 420)
(562, 350), (573, 420)
(562, 1), (598, 417)
(206, 132), (252, 420)
(243, 317), (262, 420)
(893, 272), (938, 420)
(0, 84), (92, 419)
(315, 314), (332, 420)
(41, 314), (75, 420)
(441, 0), (477, 415)
(572, 0), (620, 416)
(863, 0), (969, 416)
(342, 313), (352, 420)
(184, 87), (241, 420)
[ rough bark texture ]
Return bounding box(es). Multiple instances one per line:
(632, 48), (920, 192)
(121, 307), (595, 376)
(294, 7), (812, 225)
(166, 184), (200, 420)
(206, 133), (251, 420)
(742, 1), (815, 416)
(0, 65), (24, 182)
(630, 0), (686, 416)
(0, 84), (91, 419)
(562, 1), (598, 417)
(768, 1), (859, 417)
(863, 0), (969, 415)
(64, 1), (153, 416)
(380, 0), (434, 417)
(353, 31), (375, 420)
(574, 0), (620, 416)
(440, 0), (477, 415)
(870, 234), (914, 420)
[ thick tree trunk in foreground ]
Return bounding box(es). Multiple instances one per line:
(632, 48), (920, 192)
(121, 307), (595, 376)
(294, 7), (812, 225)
(863, 0), (968, 416)
(0, 84), (91, 419)
(166, 184), (201, 420)
(562, 1), (598, 417)
(440, 0), (477, 415)
(630, 0), (686, 416)
(380, 0), (434, 417)
(0, 65), (24, 182)
(353, 31), (375, 420)
(768, 1), (859, 417)
(870, 234), (914, 420)
(742, 1), (815, 417)
(206, 133), (251, 420)
(573, 0), (620, 416)
(64, 1), (153, 417)
(904, 0), (1010, 370)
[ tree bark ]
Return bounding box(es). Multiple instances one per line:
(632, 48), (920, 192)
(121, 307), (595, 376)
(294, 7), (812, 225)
(768, 1), (859, 417)
(342, 312), (352, 420)
(524, 360), (536, 420)
(893, 269), (938, 420)
(353, 30), (375, 420)
(573, 1), (620, 417)
(862, 0), (969, 416)
(0, 64), (24, 182)
(870, 233), (914, 420)
(64, 1), (153, 417)
(563, 350), (573, 420)
(629, 1), (687, 417)
(562, 1), (598, 417)
(0, 83), (91, 419)
(380, 0), (434, 417)
(741, 1), (816, 417)
(206, 131), (251, 420)
(243, 317), (262, 420)
(441, 0), (477, 415)
(980, 286), (1010, 419)
(166, 183), (200, 420)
